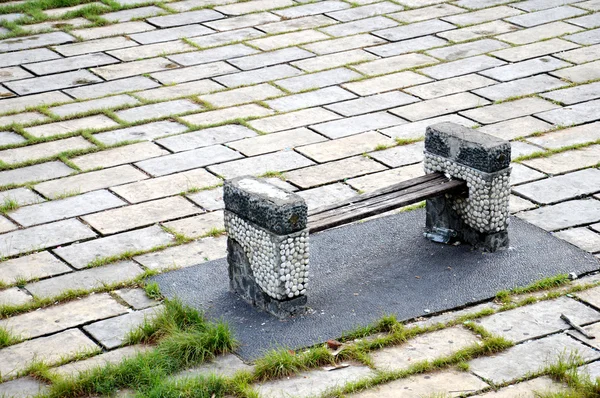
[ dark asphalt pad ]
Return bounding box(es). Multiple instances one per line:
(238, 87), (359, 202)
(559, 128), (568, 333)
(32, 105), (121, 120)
(152, 209), (599, 361)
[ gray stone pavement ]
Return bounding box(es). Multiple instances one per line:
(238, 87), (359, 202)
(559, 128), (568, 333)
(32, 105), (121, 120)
(0, 0), (600, 395)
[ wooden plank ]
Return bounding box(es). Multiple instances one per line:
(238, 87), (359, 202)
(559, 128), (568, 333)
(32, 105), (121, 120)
(307, 175), (466, 233)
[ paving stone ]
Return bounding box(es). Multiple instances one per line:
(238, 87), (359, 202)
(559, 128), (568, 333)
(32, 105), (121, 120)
(569, 13), (600, 29)
(350, 369), (488, 398)
(555, 43), (600, 64)
(51, 345), (151, 378)
(523, 145), (600, 174)
(0, 91), (70, 115)
(0, 293), (127, 339)
(426, 39), (509, 62)
(516, 6), (587, 28)
(443, 6), (523, 26)
(537, 98), (600, 126)
(0, 161), (73, 187)
(343, 71), (433, 97)
(575, 286), (600, 309)
(137, 145), (240, 177)
(265, 86), (355, 113)
(0, 376), (48, 398)
(372, 326), (479, 371)
(311, 111), (404, 139)
(258, 364), (375, 398)
(420, 55), (505, 80)
(168, 44), (258, 67)
(84, 306), (163, 349)
(73, 21), (155, 41)
(228, 47), (313, 71)
(478, 296), (600, 343)
(0, 188), (42, 207)
(103, 6), (164, 22)
(273, 0), (349, 18)
(396, 0), (449, 6)
(577, 360), (600, 381)
(128, 25), (214, 46)
(541, 82), (600, 105)
(137, 80), (223, 102)
(455, 0), (513, 7)
(366, 36), (445, 58)
(52, 36), (138, 57)
(91, 57), (179, 80)
(510, 195), (537, 213)
(208, 151), (315, 179)
(577, 0), (600, 10)
(94, 120), (188, 146)
(10, 190), (126, 227)
(158, 125), (256, 152)
(0, 251), (70, 286)
(406, 74), (495, 100)
(409, 302), (501, 329)
(0, 131), (26, 145)
(200, 83), (282, 108)
(111, 169), (220, 203)
(0, 214), (17, 232)
(346, 163), (424, 192)
(0, 86), (16, 99)
(26, 261), (143, 299)
(0, 287), (32, 306)
(204, 12), (280, 32)
(82, 196), (201, 235)
(248, 107), (339, 134)
(320, 16), (396, 37)
(182, 103), (274, 127)
(514, 0), (583, 11)
(71, 142), (168, 171)
(325, 91), (418, 117)
(0, 48), (61, 68)
(286, 156), (386, 189)
(227, 128), (323, 157)
(162, 210), (224, 238)
(152, 63), (237, 86)
(168, 0), (236, 11)
(275, 67), (361, 93)
(461, 97), (559, 124)
(392, 92), (488, 122)
(438, 20), (519, 43)
(5, 70), (102, 95)
(216, 0), (293, 16)
(0, 13), (26, 23)
(292, 49), (378, 73)
(379, 114), (477, 140)
(0, 32), (75, 53)
(23, 18), (92, 34)
(527, 122), (600, 149)
(114, 288), (159, 310)
(492, 38), (580, 63)
(474, 75), (567, 102)
(354, 53), (438, 76)
(214, 64), (302, 88)
(513, 169), (600, 205)
(135, 235), (226, 270)
(44, 2), (107, 17)
(471, 376), (569, 397)
(469, 333), (599, 384)
(0, 112), (48, 127)
(373, 19), (454, 42)
(0, 329), (98, 381)
(171, 354), (253, 381)
(510, 163), (546, 186)
(302, 33), (385, 55)
(388, 3), (465, 23)
(49, 95), (140, 118)
(108, 40), (195, 62)
(24, 115), (118, 138)
(0, 66), (32, 83)
(146, 9), (223, 28)
(481, 57), (570, 82)
(554, 227), (600, 253)
(0, 136), (94, 165)
(54, 225), (175, 269)
(511, 141), (543, 158)
(187, 187), (224, 211)
(35, 165), (147, 199)
(518, 199), (600, 231)
(298, 131), (395, 163)
(187, 27), (265, 48)
(369, 142), (424, 168)
(552, 60), (600, 83)
(65, 76), (160, 100)
(496, 21), (582, 45)
(326, 2), (403, 22)
(296, 183), (357, 210)
(115, 99), (202, 123)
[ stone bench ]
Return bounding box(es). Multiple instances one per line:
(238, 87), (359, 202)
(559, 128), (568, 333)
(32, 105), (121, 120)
(223, 122), (512, 318)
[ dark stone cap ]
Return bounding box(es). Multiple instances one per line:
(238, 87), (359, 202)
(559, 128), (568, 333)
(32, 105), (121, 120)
(425, 122), (511, 173)
(224, 176), (307, 235)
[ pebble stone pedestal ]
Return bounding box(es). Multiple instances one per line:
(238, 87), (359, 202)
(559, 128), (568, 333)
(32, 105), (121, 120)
(223, 176), (309, 318)
(424, 122), (512, 252)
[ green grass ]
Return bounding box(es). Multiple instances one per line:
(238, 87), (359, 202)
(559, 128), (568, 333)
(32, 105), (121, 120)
(495, 274), (571, 303)
(0, 326), (18, 348)
(144, 281), (162, 300)
(538, 353), (600, 397)
(0, 197), (18, 214)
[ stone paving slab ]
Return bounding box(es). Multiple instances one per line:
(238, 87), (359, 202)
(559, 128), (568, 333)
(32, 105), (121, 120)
(114, 288), (160, 310)
(469, 334), (600, 385)
(53, 225), (175, 269)
(522, 145), (600, 174)
(0, 251), (71, 285)
(161, 210), (224, 238)
(470, 376), (569, 397)
(512, 169), (600, 205)
(0, 288), (32, 307)
(517, 199), (600, 231)
(134, 236), (226, 271)
(135, 145), (242, 176)
(156, 125), (257, 152)
(0, 376), (48, 398)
